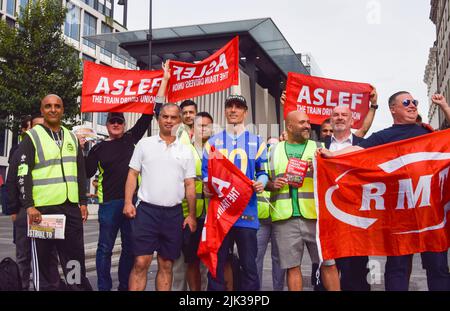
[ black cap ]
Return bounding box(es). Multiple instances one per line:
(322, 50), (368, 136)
(106, 112), (125, 122)
(225, 95), (247, 109)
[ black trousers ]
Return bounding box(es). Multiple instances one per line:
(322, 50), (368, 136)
(15, 207), (59, 290)
(34, 202), (92, 291)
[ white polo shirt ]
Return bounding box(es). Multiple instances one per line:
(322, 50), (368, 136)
(129, 135), (196, 207)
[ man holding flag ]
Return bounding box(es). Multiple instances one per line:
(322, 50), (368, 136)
(318, 92), (450, 291)
(201, 95), (268, 291)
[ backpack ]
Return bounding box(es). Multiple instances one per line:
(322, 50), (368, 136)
(0, 257), (21, 291)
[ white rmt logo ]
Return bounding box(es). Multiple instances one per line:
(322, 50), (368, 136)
(325, 152), (450, 234)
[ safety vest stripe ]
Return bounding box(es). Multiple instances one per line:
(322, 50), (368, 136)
(28, 129), (45, 163)
(33, 175), (77, 186)
(34, 156), (77, 169)
(257, 196), (268, 203)
(271, 192), (314, 201)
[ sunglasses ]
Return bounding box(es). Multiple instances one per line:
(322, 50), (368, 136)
(108, 118), (124, 125)
(402, 99), (419, 107)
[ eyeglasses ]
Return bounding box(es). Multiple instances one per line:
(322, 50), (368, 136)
(402, 99), (419, 107)
(108, 118), (124, 125)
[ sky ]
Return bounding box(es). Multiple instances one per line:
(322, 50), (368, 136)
(114, 0), (436, 134)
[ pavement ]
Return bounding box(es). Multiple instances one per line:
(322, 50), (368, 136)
(0, 213), (443, 291)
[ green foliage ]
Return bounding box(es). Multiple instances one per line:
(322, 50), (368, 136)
(0, 0), (82, 136)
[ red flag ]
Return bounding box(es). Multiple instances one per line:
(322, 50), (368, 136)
(167, 36), (239, 103)
(315, 129), (450, 261)
(285, 72), (373, 128)
(197, 146), (254, 278)
(81, 61), (163, 114)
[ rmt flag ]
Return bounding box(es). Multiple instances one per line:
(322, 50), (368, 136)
(197, 147), (253, 278)
(314, 129), (450, 261)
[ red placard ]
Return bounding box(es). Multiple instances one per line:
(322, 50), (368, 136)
(167, 36), (239, 103)
(315, 129), (450, 260)
(81, 61), (163, 114)
(285, 73), (373, 128)
(285, 158), (308, 188)
(197, 146), (254, 278)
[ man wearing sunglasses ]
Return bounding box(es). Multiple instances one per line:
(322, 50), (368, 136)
(318, 91), (450, 291)
(84, 63), (170, 291)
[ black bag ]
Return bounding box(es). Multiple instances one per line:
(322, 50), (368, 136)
(0, 257), (21, 291)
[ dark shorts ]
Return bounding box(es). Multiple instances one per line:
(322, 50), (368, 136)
(182, 217), (205, 264)
(131, 201), (183, 260)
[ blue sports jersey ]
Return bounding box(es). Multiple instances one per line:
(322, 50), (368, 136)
(202, 130), (268, 229)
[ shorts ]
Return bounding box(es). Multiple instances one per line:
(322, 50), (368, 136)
(131, 201), (183, 260)
(272, 217), (335, 269)
(182, 217), (205, 264)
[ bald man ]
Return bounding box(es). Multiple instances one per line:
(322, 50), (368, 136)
(15, 94), (92, 291)
(323, 106), (371, 291)
(266, 111), (340, 291)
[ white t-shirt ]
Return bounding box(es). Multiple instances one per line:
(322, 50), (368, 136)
(129, 135), (196, 207)
(329, 134), (353, 152)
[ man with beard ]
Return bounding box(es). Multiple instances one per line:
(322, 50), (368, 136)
(266, 111), (340, 291)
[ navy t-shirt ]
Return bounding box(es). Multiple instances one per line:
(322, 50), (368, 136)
(358, 124), (431, 149)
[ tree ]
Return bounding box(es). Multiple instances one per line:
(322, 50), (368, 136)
(0, 0), (81, 139)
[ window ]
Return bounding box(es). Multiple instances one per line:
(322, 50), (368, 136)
(84, 0), (95, 8)
(100, 23), (112, 57)
(82, 53), (96, 62)
(6, 0), (16, 16)
(115, 55), (126, 65)
(64, 3), (81, 41)
(83, 12), (97, 49)
(97, 112), (108, 126)
(6, 17), (15, 28)
(82, 112), (93, 122)
(0, 129), (8, 157)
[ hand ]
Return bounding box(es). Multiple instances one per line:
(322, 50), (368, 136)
(27, 207), (41, 224)
(307, 160), (313, 172)
(280, 90), (286, 106)
(183, 215), (197, 233)
(203, 182), (213, 198)
(273, 177), (288, 190)
(315, 148), (333, 158)
(123, 202), (136, 219)
(79, 205), (88, 223)
(162, 60), (171, 81)
(431, 94), (449, 109)
(252, 181), (265, 193)
(11, 214), (17, 222)
(369, 86), (378, 106)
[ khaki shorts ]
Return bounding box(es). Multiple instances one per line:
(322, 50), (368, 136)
(272, 217), (335, 269)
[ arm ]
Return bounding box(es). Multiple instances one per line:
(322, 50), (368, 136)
(253, 140), (269, 193)
(153, 60), (171, 117)
(16, 135), (41, 223)
(123, 168), (139, 219)
(85, 145), (99, 179)
(354, 87), (378, 138)
(183, 178), (197, 232)
(316, 145), (363, 158)
(76, 143), (88, 222)
(432, 94), (450, 124)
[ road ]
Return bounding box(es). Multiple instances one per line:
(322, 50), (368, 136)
(0, 215), (439, 291)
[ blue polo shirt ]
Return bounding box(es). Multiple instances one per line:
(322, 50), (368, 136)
(358, 124), (431, 148)
(202, 130), (268, 229)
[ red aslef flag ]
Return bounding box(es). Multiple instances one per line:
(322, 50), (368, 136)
(167, 36), (239, 103)
(197, 146), (254, 278)
(81, 61), (163, 114)
(285, 72), (373, 128)
(314, 129), (450, 261)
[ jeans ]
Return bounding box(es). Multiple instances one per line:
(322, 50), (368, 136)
(385, 251), (450, 291)
(208, 227), (259, 291)
(256, 222), (286, 291)
(96, 199), (134, 291)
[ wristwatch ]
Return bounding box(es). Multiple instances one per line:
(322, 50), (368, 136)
(370, 104), (378, 110)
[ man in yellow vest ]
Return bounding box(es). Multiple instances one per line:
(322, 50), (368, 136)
(15, 94), (92, 291)
(172, 112), (214, 291)
(266, 110), (340, 291)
